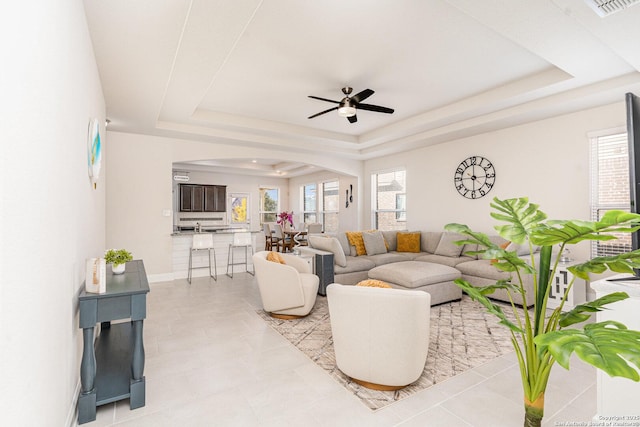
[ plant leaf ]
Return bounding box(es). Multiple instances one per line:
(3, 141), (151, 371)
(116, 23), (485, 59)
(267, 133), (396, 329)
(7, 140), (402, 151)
(534, 245), (552, 336)
(446, 222), (536, 275)
(559, 292), (630, 327)
(568, 250), (640, 280)
(444, 223), (496, 249)
(530, 210), (640, 247)
(453, 279), (522, 333)
(490, 198), (548, 244)
(534, 321), (640, 381)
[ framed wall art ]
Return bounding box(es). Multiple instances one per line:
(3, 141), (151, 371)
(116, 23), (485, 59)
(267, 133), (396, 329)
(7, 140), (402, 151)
(87, 118), (102, 189)
(229, 193), (250, 225)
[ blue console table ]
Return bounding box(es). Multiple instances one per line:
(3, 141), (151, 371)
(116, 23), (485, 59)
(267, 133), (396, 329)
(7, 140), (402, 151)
(77, 260), (149, 424)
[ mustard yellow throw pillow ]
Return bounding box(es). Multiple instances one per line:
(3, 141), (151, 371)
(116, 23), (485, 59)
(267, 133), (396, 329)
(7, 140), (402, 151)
(397, 232), (421, 253)
(346, 231), (367, 256)
(266, 251), (286, 264)
(356, 279), (392, 289)
(491, 241), (511, 264)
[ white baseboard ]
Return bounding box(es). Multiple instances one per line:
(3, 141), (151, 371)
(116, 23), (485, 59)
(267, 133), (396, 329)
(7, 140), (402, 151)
(147, 272), (176, 283)
(66, 380), (81, 427)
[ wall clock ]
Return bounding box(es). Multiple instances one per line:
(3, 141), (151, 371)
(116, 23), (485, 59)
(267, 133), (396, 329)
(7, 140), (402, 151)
(453, 156), (495, 199)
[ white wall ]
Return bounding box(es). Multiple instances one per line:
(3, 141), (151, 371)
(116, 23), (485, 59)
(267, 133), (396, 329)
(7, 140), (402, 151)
(106, 132), (362, 277)
(106, 133), (174, 276)
(364, 102), (626, 262)
(0, 2), (106, 425)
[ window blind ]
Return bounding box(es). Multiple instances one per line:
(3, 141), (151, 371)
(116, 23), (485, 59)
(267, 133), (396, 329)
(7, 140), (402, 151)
(590, 132), (631, 257)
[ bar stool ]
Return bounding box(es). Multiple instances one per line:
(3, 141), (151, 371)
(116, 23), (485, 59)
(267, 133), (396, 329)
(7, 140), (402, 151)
(188, 233), (217, 284)
(226, 231), (254, 278)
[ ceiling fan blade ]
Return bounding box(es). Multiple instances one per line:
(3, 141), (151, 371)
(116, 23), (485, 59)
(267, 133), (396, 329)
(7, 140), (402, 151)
(308, 106), (338, 119)
(351, 88), (374, 104)
(357, 103), (394, 114)
(347, 114), (358, 123)
(308, 95), (340, 104)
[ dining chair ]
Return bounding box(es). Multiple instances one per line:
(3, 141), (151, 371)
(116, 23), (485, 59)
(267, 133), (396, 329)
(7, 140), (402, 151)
(263, 223), (276, 250)
(306, 223), (323, 234)
(297, 223), (321, 246)
(272, 223), (292, 252)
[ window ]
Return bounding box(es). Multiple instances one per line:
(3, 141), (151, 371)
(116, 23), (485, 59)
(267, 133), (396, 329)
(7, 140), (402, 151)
(302, 183), (317, 224)
(321, 180), (339, 233)
(259, 187), (279, 224)
(395, 193), (406, 221)
(372, 169), (406, 231)
(590, 131), (631, 257)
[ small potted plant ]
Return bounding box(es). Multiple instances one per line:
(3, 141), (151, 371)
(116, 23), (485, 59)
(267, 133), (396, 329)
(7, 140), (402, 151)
(104, 248), (133, 274)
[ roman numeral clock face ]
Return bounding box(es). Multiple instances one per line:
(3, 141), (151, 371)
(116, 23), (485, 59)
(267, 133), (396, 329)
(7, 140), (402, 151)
(454, 156), (496, 199)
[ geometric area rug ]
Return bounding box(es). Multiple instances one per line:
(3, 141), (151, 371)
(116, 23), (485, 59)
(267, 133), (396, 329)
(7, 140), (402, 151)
(256, 295), (517, 411)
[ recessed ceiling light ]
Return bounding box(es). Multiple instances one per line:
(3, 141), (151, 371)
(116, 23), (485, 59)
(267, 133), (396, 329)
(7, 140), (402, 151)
(251, 160), (257, 163)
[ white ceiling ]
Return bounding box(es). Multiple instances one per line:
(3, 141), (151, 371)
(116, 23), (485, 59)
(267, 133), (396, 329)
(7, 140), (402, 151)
(84, 0), (640, 177)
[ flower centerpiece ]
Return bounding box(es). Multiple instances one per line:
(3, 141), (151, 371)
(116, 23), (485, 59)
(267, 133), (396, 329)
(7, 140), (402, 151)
(104, 248), (133, 274)
(277, 211), (294, 230)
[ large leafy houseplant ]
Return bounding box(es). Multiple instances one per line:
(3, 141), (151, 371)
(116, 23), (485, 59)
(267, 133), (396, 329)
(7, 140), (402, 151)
(445, 197), (640, 427)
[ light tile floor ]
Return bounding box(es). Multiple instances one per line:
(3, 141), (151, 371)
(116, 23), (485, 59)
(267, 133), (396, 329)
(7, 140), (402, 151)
(82, 273), (596, 427)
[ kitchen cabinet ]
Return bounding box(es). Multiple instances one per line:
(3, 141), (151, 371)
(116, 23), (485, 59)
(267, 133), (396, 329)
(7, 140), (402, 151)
(204, 185), (226, 212)
(180, 185), (194, 212)
(180, 184), (226, 212)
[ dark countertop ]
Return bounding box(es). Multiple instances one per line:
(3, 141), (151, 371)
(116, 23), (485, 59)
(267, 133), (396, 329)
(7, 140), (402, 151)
(171, 228), (261, 236)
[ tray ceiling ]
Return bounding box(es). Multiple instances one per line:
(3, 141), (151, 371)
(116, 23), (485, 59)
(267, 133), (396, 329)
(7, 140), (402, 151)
(84, 0), (640, 176)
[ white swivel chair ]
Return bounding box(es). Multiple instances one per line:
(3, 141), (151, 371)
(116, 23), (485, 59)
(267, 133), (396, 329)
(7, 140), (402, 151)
(226, 231), (254, 278)
(252, 251), (319, 319)
(326, 283), (431, 390)
(188, 233), (217, 284)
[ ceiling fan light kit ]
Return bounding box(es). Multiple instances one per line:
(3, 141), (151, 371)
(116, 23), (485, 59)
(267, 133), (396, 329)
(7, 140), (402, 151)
(308, 87), (394, 123)
(338, 105), (356, 117)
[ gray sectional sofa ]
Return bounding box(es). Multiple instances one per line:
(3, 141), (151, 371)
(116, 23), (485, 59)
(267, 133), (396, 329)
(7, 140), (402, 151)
(300, 230), (536, 306)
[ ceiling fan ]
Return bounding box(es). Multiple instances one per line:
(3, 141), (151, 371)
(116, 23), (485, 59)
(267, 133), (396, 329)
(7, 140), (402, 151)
(307, 87), (394, 123)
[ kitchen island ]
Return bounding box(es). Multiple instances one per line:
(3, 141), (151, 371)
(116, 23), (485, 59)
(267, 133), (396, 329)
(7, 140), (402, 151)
(171, 228), (264, 279)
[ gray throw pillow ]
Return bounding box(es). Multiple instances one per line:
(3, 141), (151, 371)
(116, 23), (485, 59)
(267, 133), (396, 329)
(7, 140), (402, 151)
(434, 232), (464, 257)
(362, 231), (387, 256)
(336, 232), (351, 257)
(381, 230), (397, 251)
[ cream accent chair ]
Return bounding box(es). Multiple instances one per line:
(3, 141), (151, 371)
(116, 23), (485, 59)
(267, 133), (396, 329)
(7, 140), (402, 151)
(326, 283), (431, 390)
(253, 251), (319, 319)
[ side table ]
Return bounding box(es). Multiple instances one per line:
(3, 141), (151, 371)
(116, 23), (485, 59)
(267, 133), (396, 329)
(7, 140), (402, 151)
(547, 260), (586, 310)
(296, 247), (334, 296)
(292, 250), (313, 270)
(77, 260), (150, 424)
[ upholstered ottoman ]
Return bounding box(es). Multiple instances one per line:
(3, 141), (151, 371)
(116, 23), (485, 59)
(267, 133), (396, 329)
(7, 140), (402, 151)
(368, 261), (462, 305)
